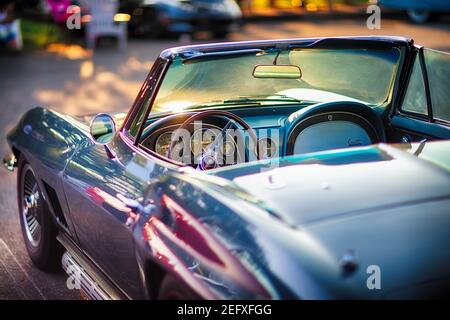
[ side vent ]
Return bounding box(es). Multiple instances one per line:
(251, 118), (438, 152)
(42, 181), (68, 228)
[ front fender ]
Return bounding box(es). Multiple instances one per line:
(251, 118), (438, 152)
(132, 172), (299, 299)
(6, 107), (91, 240)
(7, 107), (90, 174)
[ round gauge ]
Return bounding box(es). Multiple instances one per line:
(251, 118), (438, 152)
(221, 141), (235, 157)
(155, 131), (173, 158)
(258, 138), (277, 159)
(191, 128), (218, 157)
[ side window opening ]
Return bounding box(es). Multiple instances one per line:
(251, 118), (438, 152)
(424, 49), (450, 123)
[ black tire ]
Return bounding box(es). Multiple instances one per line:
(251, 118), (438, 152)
(157, 275), (200, 300)
(17, 156), (63, 271)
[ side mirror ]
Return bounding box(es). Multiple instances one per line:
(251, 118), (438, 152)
(90, 113), (116, 145)
(253, 65), (302, 79)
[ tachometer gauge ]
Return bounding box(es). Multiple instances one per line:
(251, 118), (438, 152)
(155, 131), (173, 158)
(258, 137), (277, 159)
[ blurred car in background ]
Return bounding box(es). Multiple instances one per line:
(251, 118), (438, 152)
(15, 0), (88, 25)
(378, 0), (450, 23)
(120, 0), (242, 38)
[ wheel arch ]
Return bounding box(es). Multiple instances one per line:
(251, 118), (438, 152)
(7, 107), (90, 239)
(139, 255), (167, 299)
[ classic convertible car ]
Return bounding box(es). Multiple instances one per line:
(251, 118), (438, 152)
(4, 36), (450, 299)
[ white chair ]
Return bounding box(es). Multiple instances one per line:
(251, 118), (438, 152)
(81, 0), (127, 49)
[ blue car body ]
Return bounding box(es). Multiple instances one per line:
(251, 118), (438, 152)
(4, 36), (450, 300)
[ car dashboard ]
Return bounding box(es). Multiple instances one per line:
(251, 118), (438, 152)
(140, 103), (383, 169)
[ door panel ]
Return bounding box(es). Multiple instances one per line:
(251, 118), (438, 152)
(62, 134), (171, 298)
(60, 58), (169, 298)
(390, 115), (450, 140)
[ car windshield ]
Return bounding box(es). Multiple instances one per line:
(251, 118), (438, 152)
(151, 47), (402, 115)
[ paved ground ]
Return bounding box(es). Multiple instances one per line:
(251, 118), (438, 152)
(0, 16), (449, 299)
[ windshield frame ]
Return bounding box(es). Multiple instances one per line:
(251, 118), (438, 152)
(150, 46), (404, 117)
(125, 38), (410, 148)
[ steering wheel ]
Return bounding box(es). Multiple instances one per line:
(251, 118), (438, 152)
(167, 110), (261, 169)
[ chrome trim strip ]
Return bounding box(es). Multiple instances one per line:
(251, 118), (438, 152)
(58, 234), (129, 300)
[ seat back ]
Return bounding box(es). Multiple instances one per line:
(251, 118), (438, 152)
(81, 0), (127, 49)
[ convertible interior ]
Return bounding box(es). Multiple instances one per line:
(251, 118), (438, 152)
(131, 44), (446, 170)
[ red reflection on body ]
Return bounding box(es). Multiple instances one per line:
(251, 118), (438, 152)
(86, 187), (139, 226)
(87, 186), (130, 213)
(142, 194), (270, 298)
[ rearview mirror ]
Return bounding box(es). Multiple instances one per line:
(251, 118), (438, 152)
(90, 113), (116, 145)
(253, 65), (302, 79)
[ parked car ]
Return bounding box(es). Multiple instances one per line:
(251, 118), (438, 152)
(378, 0), (450, 23)
(120, 0), (242, 38)
(4, 36), (450, 299)
(15, 0), (89, 25)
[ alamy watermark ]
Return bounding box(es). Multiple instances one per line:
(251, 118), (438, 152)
(66, 5), (82, 30)
(367, 4), (382, 30)
(366, 264), (382, 290)
(66, 262), (102, 297)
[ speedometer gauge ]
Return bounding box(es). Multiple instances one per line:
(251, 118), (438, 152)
(155, 132), (173, 158)
(191, 128), (217, 157)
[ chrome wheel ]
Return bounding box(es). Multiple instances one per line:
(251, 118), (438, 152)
(17, 157), (63, 271)
(21, 165), (42, 247)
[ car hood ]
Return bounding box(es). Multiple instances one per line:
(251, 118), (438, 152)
(211, 141), (450, 226)
(303, 196), (450, 298)
(209, 141), (450, 298)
